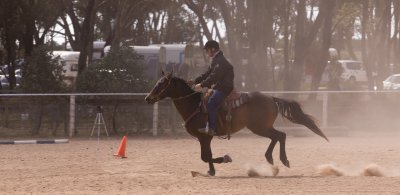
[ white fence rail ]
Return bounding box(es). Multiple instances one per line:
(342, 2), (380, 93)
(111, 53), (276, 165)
(0, 90), (399, 137)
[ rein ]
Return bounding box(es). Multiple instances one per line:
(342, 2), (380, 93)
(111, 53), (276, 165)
(154, 78), (201, 125)
(171, 91), (201, 126)
(171, 91), (199, 101)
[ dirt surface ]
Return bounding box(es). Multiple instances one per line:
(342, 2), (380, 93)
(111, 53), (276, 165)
(1, 132), (400, 194)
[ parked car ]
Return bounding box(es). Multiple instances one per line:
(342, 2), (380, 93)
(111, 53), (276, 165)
(383, 74), (400, 90)
(337, 60), (367, 83)
(0, 74), (21, 89)
(0, 75), (9, 89)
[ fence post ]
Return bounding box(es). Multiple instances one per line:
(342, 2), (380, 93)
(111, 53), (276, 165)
(170, 101), (176, 133)
(322, 93), (328, 127)
(69, 95), (75, 137)
(152, 102), (159, 136)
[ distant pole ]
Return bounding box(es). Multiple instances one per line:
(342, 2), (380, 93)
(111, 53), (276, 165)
(322, 93), (328, 127)
(152, 102), (159, 136)
(69, 95), (76, 137)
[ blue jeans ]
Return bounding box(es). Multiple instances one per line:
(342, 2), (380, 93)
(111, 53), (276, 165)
(207, 90), (227, 130)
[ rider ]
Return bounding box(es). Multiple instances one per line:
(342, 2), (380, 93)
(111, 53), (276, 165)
(192, 40), (234, 136)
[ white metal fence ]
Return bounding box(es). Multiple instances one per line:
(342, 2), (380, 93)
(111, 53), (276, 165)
(0, 91), (399, 138)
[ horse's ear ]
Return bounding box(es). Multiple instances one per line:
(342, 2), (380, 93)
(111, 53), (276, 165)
(161, 70), (165, 76)
(166, 72), (173, 79)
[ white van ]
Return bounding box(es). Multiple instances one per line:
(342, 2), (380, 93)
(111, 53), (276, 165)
(52, 51), (80, 86)
(337, 60), (367, 83)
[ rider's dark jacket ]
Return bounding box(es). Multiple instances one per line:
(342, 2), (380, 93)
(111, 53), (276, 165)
(194, 51), (234, 95)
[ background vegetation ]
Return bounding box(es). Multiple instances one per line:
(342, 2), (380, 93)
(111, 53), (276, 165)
(0, 0), (399, 92)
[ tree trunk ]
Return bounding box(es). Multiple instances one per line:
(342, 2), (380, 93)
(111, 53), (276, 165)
(395, 0), (400, 71)
(286, 0), (326, 92)
(286, 0), (306, 91)
(345, 30), (357, 60)
(310, 0), (336, 95)
(283, 0), (291, 91)
(362, 0), (374, 89)
(136, 16), (148, 45)
(22, 0), (35, 57)
(247, 0), (274, 91)
(3, 2), (18, 90)
(184, 0), (212, 40)
(78, 0), (96, 74)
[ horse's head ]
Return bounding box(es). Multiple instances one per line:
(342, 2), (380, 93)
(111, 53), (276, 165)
(145, 72), (173, 104)
(145, 72), (192, 104)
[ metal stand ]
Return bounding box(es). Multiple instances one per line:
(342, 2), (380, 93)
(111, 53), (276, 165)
(91, 106), (109, 137)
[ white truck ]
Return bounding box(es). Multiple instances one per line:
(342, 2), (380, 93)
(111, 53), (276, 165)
(104, 44), (204, 80)
(336, 60), (367, 83)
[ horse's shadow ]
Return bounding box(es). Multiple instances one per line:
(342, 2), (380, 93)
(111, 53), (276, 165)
(204, 175), (322, 180)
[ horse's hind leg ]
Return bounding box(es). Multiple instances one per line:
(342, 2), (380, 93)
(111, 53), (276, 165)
(249, 127), (290, 168)
(273, 128), (290, 168)
(266, 138), (277, 165)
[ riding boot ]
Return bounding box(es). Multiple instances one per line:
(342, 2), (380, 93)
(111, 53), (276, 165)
(198, 124), (216, 136)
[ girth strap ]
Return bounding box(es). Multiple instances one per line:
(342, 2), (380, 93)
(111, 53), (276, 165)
(183, 107), (201, 127)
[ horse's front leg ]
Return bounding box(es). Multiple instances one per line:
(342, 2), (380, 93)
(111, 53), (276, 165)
(199, 137), (232, 176)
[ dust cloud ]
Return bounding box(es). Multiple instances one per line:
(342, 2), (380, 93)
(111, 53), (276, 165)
(316, 163), (400, 177)
(276, 93), (400, 138)
(245, 163), (279, 177)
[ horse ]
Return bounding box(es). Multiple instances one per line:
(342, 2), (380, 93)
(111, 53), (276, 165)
(145, 73), (329, 176)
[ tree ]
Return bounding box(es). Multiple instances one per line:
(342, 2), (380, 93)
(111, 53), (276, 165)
(76, 46), (150, 134)
(184, 0), (213, 40)
(0, 0), (21, 90)
(21, 45), (68, 135)
(310, 0), (336, 93)
(76, 46), (149, 93)
(21, 46), (66, 93)
(59, 0), (106, 74)
(19, 0), (64, 56)
(247, 0), (275, 91)
(285, 0), (326, 91)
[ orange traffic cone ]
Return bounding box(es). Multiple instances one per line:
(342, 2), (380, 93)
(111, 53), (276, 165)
(114, 136), (127, 158)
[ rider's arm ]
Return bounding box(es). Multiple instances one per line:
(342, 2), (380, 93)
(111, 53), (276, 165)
(194, 66), (212, 84)
(200, 63), (224, 88)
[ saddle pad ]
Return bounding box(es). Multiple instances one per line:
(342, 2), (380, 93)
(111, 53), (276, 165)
(224, 92), (249, 109)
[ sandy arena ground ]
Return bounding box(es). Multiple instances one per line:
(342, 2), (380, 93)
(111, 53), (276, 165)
(1, 131), (400, 195)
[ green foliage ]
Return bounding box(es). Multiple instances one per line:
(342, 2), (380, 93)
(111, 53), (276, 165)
(76, 46), (150, 93)
(21, 46), (67, 93)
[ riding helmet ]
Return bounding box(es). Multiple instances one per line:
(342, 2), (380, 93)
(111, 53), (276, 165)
(204, 40), (219, 50)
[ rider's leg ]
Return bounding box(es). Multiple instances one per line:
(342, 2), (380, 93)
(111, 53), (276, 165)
(207, 90), (226, 133)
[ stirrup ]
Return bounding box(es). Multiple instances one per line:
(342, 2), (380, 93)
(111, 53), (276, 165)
(198, 127), (216, 136)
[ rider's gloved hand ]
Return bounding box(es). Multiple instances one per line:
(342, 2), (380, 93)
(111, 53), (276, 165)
(194, 84), (203, 92)
(186, 80), (194, 86)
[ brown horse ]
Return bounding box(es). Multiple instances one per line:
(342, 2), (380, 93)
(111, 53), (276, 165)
(145, 73), (328, 176)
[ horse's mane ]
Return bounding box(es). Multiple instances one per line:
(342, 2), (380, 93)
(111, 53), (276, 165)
(172, 76), (195, 92)
(170, 76), (203, 102)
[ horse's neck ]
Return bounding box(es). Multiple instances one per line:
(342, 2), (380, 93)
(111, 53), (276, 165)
(172, 91), (201, 121)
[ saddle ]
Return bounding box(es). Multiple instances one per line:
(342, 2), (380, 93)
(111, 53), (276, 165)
(199, 89), (249, 139)
(201, 89), (249, 113)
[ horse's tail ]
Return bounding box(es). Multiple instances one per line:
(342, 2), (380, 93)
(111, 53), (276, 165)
(273, 97), (329, 142)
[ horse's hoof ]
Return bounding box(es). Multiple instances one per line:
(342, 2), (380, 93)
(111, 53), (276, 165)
(208, 170), (215, 176)
(223, 155), (232, 163)
(282, 160), (290, 168)
(267, 158), (274, 165)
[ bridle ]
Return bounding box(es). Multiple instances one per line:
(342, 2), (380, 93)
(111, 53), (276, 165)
(151, 77), (201, 126)
(152, 77), (200, 102)
(150, 77), (172, 102)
